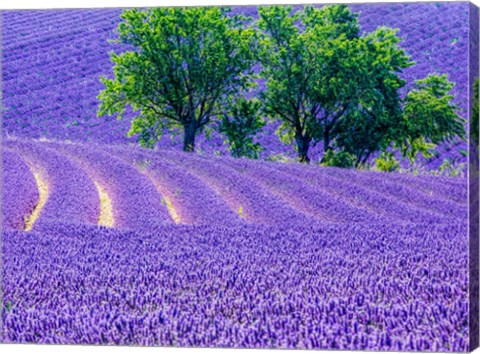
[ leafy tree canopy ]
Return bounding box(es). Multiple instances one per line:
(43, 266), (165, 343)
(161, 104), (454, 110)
(258, 5), (464, 166)
(400, 74), (465, 162)
(218, 97), (265, 159)
(257, 5), (412, 163)
(98, 7), (257, 151)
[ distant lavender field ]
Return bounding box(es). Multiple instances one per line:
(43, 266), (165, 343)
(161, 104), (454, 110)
(0, 2), (474, 351)
(1, 2), (470, 167)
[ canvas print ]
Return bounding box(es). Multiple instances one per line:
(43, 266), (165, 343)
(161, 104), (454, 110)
(1, 1), (479, 351)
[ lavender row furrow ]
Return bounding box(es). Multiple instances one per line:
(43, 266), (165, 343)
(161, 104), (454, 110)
(2, 9), (119, 32)
(3, 141), (467, 229)
(2, 10), (121, 52)
(219, 156), (425, 224)
(104, 145), (241, 227)
(4, 55), (110, 92)
(6, 140), (100, 227)
(317, 165), (467, 205)
(271, 161), (467, 221)
(46, 142), (174, 230)
(2, 148), (38, 230)
(161, 150), (315, 226)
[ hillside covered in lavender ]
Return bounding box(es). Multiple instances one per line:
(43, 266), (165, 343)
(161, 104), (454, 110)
(1, 2), (475, 352)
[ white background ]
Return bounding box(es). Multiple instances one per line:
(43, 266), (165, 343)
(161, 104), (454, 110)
(1, 0), (479, 353)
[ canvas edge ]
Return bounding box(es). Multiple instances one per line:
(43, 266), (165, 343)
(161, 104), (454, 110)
(0, 8), (4, 345)
(469, 1), (479, 352)
(0, 2), (476, 351)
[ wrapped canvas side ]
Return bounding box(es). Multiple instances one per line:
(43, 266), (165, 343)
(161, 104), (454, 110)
(0, 10), (3, 345)
(470, 2), (480, 351)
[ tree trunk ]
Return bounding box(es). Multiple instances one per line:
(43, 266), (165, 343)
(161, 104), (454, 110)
(183, 120), (196, 152)
(361, 152), (371, 165)
(295, 132), (311, 164)
(324, 129), (331, 152)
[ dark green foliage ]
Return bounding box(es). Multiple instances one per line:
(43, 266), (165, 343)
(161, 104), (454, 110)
(401, 74), (465, 162)
(333, 26), (414, 166)
(5, 300), (12, 313)
(257, 5), (412, 164)
(97, 7), (257, 152)
(320, 149), (356, 168)
(375, 152), (400, 172)
(257, 5), (464, 167)
(340, 74), (464, 166)
(218, 98), (265, 159)
(472, 77), (479, 146)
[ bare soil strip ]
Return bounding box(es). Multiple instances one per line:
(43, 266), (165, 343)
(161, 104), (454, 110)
(93, 181), (114, 228)
(24, 170), (48, 231)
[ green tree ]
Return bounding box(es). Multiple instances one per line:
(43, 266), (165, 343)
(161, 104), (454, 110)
(400, 74), (465, 162)
(258, 5), (464, 166)
(337, 74), (464, 166)
(98, 7), (257, 152)
(331, 27), (412, 166)
(320, 149), (355, 168)
(218, 97), (265, 159)
(257, 5), (412, 163)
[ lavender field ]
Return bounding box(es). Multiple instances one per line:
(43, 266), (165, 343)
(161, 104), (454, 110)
(0, 2), (474, 352)
(1, 137), (469, 350)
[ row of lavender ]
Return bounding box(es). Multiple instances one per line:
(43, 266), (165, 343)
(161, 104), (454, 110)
(2, 139), (467, 232)
(1, 3), (470, 167)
